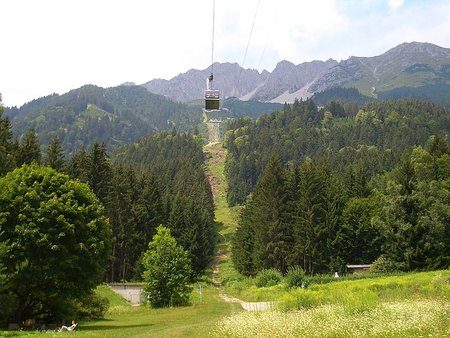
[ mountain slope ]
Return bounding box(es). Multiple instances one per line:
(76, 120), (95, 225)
(5, 85), (201, 153)
(308, 42), (450, 97)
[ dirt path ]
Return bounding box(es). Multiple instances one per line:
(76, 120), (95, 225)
(204, 143), (274, 312)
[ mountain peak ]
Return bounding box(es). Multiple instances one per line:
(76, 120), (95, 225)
(383, 41), (450, 57)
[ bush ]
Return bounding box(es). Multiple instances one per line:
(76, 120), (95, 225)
(73, 292), (110, 320)
(278, 290), (320, 311)
(370, 255), (400, 273)
(285, 266), (306, 288)
(255, 269), (282, 287)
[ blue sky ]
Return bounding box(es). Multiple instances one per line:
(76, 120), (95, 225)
(1, 0), (449, 107)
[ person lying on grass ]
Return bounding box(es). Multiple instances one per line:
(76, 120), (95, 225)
(59, 320), (78, 332)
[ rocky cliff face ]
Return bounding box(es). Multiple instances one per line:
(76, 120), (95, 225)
(142, 63), (268, 102)
(140, 42), (450, 103)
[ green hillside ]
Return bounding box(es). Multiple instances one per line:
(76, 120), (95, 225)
(5, 85), (202, 153)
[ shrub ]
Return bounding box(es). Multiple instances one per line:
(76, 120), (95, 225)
(370, 255), (400, 273)
(285, 266), (306, 288)
(278, 290), (320, 311)
(255, 269), (282, 287)
(73, 292), (110, 320)
(341, 289), (379, 315)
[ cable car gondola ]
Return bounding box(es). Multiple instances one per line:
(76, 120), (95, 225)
(204, 73), (220, 111)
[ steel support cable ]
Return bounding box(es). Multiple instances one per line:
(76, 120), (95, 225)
(240, 0), (261, 77)
(211, 0), (216, 77)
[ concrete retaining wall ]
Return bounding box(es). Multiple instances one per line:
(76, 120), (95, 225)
(108, 284), (143, 305)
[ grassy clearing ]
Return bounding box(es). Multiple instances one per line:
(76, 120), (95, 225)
(221, 270), (450, 303)
(204, 143), (242, 240)
(0, 285), (241, 338)
(203, 143), (242, 286)
(213, 299), (450, 337)
(212, 270), (450, 337)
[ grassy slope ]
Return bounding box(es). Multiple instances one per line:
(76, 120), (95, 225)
(0, 286), (240, 338)
(214, 270), (450, 337)
(203, 143), (245, 291)
(204, 142), (242, 249)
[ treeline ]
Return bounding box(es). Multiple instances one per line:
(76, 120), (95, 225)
(378, 83), (450, 109)
(113, 131), (216, 278)
(4, 84), (202, 153)
(225, 99), (450, 206)
(233, 139), (450, 275)
(311, 87), (374, 107)
(1, 107), (216, 281)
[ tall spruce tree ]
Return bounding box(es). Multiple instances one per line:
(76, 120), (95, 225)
(247, 156), (291, 273)
(45, 134), (65, 171)
(292, 159), (325, 274)
(17, 129), (41, 166)
(67, 148), (91, 182)
(233, 200), (257, 275)
(88, 142), (112, 206)
(374, 149), (450, 270)
(0, 107), (15, 175)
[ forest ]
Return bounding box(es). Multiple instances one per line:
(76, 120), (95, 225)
(1, 95), (449, 326)
(0, 105), (216, 282)
(227, 99), (449, 276)
(224, 99), (450, 205)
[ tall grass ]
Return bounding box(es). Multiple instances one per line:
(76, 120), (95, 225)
(278, 270), (449, 311)
(213, 299), (450, 337)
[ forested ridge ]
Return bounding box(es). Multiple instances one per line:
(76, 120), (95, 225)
(229, 99), (449, 276)
(225, 99), (450, 205)
(4, 84), (202, 153)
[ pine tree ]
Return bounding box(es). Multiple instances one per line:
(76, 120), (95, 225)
(374, 150), (450, 270)
(17, 129), (41, 166)
(249, 156), (291, 273)
(293, 159), (324, 274)
(88, 142), (112, 205)
(45, 134), (65, 171)
(139, 171), (164, 245)
(0, 107), (15, 175)
(233, 200), (256, 275)
(317, 161), (346, 273)
(67, 148), (91, 182)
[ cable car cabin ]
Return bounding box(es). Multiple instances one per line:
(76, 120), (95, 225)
(205, 89), (220, 111)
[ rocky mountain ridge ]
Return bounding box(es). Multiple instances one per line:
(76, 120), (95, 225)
(140, 42), (450, 103)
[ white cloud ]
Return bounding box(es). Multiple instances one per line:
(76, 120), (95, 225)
(387, 0), (405, 11)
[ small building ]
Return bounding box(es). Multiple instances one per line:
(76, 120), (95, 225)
(346, 264), (372, 274)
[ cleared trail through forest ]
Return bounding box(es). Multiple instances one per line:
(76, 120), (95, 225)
(204, 143), (274, 312)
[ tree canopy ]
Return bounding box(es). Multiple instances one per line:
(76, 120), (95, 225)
(0, 164), (111, 322)
(143, 225), (192, 308)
